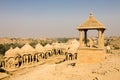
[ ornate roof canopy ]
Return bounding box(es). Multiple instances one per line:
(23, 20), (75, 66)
(77, 12), (106, 30)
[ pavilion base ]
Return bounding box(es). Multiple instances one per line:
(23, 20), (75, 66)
(77, 48), (106, 63)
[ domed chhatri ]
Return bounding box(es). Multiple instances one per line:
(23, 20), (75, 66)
(76, 13), (106, 63)
(77, 12), (106, 48)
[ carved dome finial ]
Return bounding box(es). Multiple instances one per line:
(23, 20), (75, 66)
(90, 11), (93, 16)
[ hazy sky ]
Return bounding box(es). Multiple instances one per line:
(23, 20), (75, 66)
(0, 0), (120, 38)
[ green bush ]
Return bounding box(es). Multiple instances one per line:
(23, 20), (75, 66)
(0, 43), (24, 56)
(0, 44), (5, 55)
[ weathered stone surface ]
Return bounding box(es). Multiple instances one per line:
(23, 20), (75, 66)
(77, 48), (106, 63)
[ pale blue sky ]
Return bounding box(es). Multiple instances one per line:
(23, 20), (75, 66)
(0, 0), (120, 38)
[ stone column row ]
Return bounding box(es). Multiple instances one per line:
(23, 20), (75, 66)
(79, 29), (105, 49)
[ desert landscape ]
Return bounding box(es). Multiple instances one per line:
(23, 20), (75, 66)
(0, 0), (120, 80)
(0, 36), (120, 80)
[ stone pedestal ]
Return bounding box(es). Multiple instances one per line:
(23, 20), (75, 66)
(77, 48), (106, 63)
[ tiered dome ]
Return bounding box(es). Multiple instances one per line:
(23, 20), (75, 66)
(77, 12), (106, 30)
(21, 43), (35, 54)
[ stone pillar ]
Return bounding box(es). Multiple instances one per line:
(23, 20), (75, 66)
(79, 30), (83, 48)
(98, 30), (102, 48)
(27, 56), (29, 64)
(101, 30), (105, 48)
(84, 30), (88, 47)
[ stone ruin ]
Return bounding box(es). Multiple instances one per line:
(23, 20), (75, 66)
(0, 39), (79, 71)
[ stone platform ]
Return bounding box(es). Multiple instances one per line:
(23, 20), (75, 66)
(77, 47), (106, 63)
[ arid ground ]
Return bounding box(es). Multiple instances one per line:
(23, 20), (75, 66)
(0, 37), (120, 80)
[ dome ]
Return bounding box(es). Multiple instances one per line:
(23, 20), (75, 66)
(35, 43), (45, 52)
(21, 43), (35, 54)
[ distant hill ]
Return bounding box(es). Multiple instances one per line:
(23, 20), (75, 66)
(0, 37), (77, 45)
(0, 37), (50, 44)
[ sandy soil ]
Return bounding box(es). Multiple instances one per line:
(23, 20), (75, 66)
(1, 36), (120, 80)
(1, 50), (120, 80)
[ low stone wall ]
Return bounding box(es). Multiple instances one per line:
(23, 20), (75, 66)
(77, 48), (106, 63)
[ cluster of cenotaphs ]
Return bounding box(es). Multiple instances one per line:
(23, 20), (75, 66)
(0, 12), (106, 70)
(0, 39), (79, 70)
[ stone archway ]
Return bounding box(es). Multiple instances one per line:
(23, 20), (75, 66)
(7, 57), (15, 69)
(15, 55), (22, 68)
